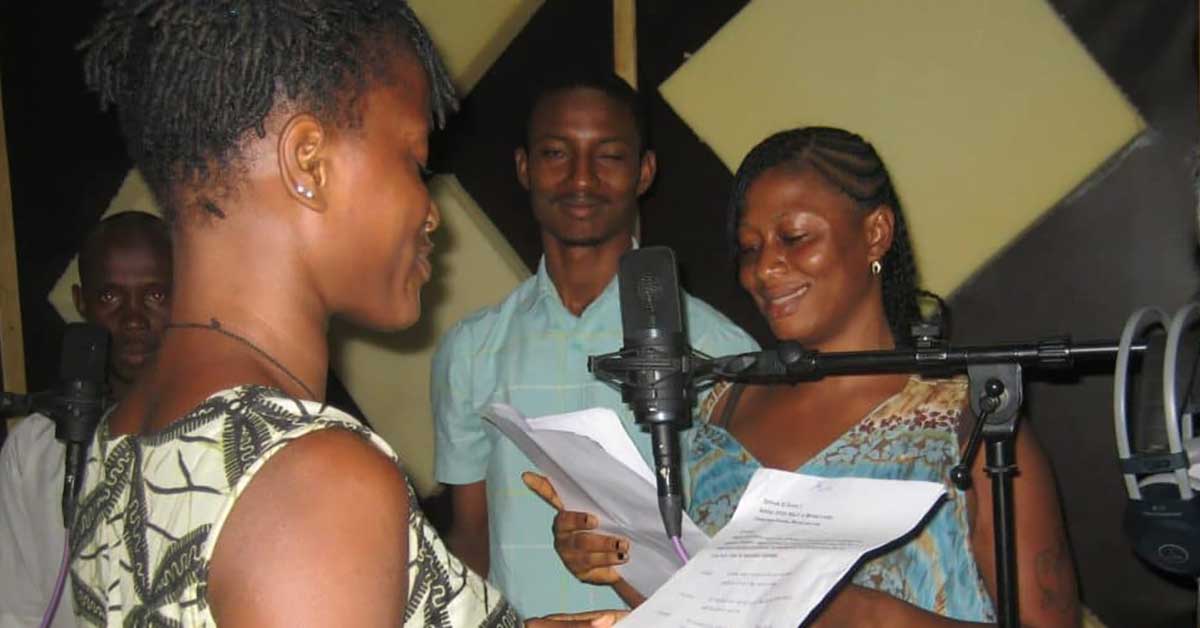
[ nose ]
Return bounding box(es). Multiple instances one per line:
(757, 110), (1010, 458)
(120, 300), (150, 333)
(569, 153), (597, 191)
(752, 240), (788, 284)
(424, 200), (441, 235)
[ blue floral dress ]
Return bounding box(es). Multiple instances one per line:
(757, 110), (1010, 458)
(687, 376), (996, 622)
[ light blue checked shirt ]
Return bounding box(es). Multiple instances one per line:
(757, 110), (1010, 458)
(432, 256), (758, 619)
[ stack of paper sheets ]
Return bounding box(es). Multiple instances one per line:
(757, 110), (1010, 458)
(484, 404), (946, 627)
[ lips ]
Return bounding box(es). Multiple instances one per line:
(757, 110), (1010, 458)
(415, 242), (434, 282)
(555, 194), (606, 217)
(416, 254), (432, 281)
(760, 284), (810, 320)
(115, 342), (155, 366)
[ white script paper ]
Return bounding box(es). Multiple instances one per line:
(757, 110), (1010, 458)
(621, 468), (946, 628)
(482, 403), (711, 596)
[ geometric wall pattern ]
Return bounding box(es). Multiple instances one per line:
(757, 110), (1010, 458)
(8, 1), (1196, 624)
(660, 0), (1144, 295)
(409, 0), (543, 94)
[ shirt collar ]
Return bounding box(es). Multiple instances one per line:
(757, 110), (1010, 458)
(527, 237), (636, 318)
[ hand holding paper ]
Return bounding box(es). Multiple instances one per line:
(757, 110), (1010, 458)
(485, 403), (948, 627)
(522, 471), (630, 586)
(483, 403), (711, 596)
(620, 468), (946, 628)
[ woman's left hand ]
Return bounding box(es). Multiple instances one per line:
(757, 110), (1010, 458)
(523, 472), (631, 585)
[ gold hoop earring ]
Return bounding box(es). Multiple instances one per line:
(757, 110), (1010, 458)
(870, 260), (882, 276)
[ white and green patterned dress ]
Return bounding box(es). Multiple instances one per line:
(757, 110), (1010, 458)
(69, 385), (519, 627)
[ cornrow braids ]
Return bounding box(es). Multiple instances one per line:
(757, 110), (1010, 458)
(81, 0), (456, 223)
(728, 127), (923, 346)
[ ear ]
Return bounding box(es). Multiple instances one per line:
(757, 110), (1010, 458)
(278, 113), (330, 212)
(635, 149), (658, 197)
(72, 284), (86, 319)
(864, 205), (896, 265)
(514, 146), (531, 191)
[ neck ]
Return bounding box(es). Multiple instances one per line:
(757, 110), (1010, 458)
(541, 231), (633, 316)
(809, 287), (897, 355)
(775, 292), (906, 401)
(164, 212), (330, 401)
(108, 372), (132, 402)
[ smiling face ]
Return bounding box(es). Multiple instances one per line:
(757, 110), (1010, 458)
(516, 86), (654, 249)
(736, 165), (894, 350)
(315, 50), (437, 330)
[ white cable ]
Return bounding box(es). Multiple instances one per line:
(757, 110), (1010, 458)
(1164, 304), (1200, 498)
(1114, 307), (1169, 500)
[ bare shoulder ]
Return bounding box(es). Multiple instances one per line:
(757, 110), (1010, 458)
(208, 427), (411, 627)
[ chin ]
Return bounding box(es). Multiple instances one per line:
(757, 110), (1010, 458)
(765, 317), (819, 346)
(343, 299), (421, 332)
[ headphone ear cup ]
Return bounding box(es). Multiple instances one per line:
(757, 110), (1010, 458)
(1126, 480), (1200, 576)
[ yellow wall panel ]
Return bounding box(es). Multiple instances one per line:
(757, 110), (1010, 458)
(409, 0), (544, 95)
(659, 0), (1144, 295)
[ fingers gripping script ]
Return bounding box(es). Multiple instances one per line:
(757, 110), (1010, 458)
(484, 404), (945, 627)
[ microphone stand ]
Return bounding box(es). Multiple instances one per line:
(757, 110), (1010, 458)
(705, 336), (1144, 628)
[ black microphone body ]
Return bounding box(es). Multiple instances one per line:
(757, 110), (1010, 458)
(0, 325), (108, 525)
(55, 323), (109, 526)
(593, 247), (694, 541)
(15, 324), (109, 528)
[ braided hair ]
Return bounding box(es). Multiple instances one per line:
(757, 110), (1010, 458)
(727, 127), (922, 346)
(81, 0), (456, 222)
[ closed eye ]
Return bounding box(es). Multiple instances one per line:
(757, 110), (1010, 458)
(781, 232), (808, 245)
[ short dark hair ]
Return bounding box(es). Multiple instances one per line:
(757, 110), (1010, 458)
(728, 127), (922, 346)
(522, 69), (650, 154)
(78, 211), (172, 289)
(81, 0), (457, 223)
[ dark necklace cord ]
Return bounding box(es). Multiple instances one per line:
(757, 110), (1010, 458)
(165, 318), (319, 401)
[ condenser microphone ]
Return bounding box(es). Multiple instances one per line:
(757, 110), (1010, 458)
(591, 246), (694, 544)
(55, 323), (109, 526)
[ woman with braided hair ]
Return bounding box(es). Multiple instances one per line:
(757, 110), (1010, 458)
(529, 127), (1081, 626)
(69, 1), (619, 626)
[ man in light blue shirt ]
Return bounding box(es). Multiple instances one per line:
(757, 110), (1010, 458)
(432, 71), (757, 618)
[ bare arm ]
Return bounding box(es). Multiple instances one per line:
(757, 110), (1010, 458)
(968, 424), (1080, 627)
(812, 424), (1079, 628)
(446, 480), (490, 576)
(207, 429), (409, 627)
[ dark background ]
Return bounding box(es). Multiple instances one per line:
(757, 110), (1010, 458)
(3, 1), (1196, 624)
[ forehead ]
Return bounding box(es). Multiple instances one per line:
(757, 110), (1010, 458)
(529, 87), (637, 141)
(360, 51), (432, 132)
(742, 165), (856, 224)
(86, 237), (171, 284)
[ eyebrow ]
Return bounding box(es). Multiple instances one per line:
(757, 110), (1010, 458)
(533, 134), (633, 146)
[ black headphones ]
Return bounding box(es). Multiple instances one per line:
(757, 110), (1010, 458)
(1115, 304), (1200, 577)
